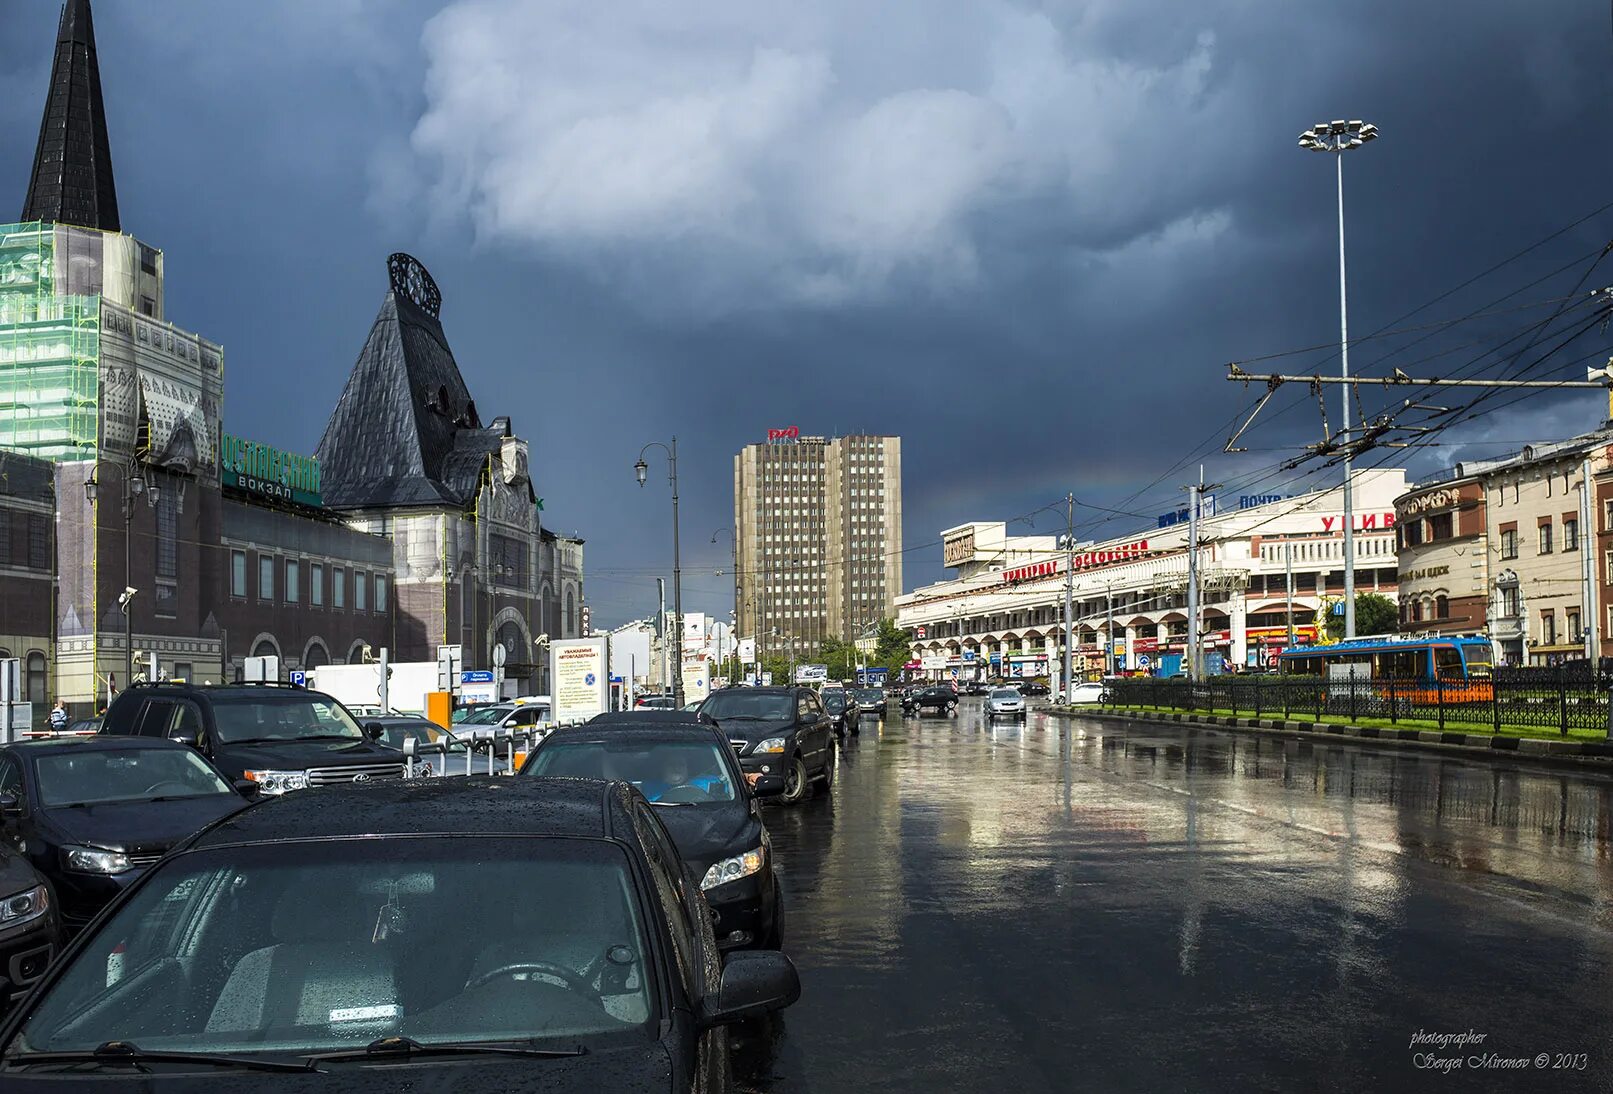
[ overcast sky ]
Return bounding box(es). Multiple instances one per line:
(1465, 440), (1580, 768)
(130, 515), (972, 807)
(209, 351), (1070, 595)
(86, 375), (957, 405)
(4, 1), (1612, 626)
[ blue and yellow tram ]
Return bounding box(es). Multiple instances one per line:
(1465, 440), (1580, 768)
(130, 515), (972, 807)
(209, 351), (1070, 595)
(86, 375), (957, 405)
(1278, 635), (1494, 702)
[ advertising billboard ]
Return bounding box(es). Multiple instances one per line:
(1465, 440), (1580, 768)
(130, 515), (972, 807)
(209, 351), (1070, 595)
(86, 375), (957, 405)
(684, 657), (711, 702)
(795, 663), (828, 684)
(550, 638), (609, 723)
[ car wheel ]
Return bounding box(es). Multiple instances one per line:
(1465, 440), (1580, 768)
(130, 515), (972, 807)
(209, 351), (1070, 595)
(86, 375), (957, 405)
(780, 756), (812, 805)
(818, 754), (835, 787)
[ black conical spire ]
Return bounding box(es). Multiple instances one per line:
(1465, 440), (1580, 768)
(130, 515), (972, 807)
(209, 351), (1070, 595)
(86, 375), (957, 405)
(21, 0), (120, 232)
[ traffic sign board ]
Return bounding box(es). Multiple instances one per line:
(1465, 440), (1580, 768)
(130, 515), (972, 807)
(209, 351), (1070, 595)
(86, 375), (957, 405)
(288, 670), (307, 687)
(461, 670), (494, 684)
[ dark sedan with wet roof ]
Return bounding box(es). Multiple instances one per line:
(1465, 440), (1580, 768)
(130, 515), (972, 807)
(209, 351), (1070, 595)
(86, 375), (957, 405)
(523, 715), (785, 951)
(696, 687), (834, 806)
(0, 737), (251, 930)
(0, 776), (800, 1091)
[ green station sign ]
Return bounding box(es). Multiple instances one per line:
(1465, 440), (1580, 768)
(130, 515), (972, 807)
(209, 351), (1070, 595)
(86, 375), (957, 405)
(220, 433), (322, 507)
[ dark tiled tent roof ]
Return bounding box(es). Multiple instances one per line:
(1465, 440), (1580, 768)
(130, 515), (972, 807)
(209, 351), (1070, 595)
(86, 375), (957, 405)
(21, 0), (120, 232)
(316, 278), (510, 510)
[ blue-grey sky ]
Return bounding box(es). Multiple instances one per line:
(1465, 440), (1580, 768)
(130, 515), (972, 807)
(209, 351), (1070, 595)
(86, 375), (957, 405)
(4, 1), (1612, 626)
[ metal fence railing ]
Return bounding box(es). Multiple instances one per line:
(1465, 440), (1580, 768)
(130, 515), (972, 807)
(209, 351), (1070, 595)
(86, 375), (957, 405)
(400, 721), (590, 777)
(1104, 670), (1611, 736)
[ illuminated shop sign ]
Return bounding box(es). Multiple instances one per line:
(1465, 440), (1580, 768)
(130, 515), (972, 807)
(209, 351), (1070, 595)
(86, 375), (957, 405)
(220, 433), (322, 507)
(767, 426), (800, 444)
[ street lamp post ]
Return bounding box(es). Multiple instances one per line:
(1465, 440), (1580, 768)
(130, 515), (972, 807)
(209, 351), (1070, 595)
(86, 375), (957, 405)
(636, 439), (684, 706)
(1299, 118), (1378, 640)
(711, 527), (737, 674)
(84, 457), (159, 699)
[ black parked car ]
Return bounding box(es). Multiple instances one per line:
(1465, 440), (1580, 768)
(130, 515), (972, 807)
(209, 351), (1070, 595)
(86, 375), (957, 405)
(0, 738), (250, 931)
(99, 682), (407, 794)
(698, 687), (834, 806)
(0, 844), (56, 1008)
(0, 779), (800, 1091)
(525, 716), (785, 950)
(901, 686), (958, 716)
(819, 689), (860, 737)
(1020, 681), (1051, 697)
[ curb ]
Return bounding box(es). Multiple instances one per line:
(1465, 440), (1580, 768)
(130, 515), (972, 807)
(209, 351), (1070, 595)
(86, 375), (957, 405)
(1045, 706), (1613, 770)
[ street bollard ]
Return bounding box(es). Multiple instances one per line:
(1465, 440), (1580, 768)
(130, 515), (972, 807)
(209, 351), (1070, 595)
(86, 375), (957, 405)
(403, 736), (417, 779)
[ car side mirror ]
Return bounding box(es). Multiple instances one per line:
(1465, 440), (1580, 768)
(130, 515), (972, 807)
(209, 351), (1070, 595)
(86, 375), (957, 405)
(232, 779), (260, 797)
(0, 792), (21, 817)
(751, 774), (786, 798)
(699, 950), (800, 1028)
(170, 732), (205, 751)
(365, 723), (385, 741)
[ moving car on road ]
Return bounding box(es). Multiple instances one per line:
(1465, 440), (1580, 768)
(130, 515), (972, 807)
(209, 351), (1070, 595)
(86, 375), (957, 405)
(699, 687), (834, 806)
(0, 779), (800, 1091)
(99, 682), (406, 794)
(0, 737), (250, 931)
(986, 687), (1027, 721)
(820, 688), (860, 738)
(634, 694), (677, 710)
(853, 688), (887, 718)
(901, 686), (958, 717)
(524, 716), (786, 950)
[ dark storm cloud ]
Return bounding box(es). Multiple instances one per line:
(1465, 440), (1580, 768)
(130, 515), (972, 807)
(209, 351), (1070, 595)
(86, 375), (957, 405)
(3, 1), (1610, 623)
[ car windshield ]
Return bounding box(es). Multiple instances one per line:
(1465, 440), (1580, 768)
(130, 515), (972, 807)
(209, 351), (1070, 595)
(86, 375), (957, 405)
(527, 741), (737, 804)
(822, 691), (846, 711)
(210, 696), (364, 744)
(457, 706), (513, 726)
(990, 689), (1019, 700)
(34, 748), (232, 807)
(10, 838), (656, 1058)
(700, 692), (794, 721)
(856, 690), (882, 702)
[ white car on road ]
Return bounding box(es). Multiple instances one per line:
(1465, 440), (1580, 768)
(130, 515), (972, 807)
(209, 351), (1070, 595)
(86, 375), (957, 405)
(986, 687), (1027, 720)
(1065, 682), (1107, 704)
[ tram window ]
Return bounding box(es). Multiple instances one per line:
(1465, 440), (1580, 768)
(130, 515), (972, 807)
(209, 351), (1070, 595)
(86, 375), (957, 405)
(1435, 647), (1464, 676)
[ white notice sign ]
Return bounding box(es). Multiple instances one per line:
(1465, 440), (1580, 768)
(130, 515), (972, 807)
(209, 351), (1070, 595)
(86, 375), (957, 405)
(550, 638), (609, 723)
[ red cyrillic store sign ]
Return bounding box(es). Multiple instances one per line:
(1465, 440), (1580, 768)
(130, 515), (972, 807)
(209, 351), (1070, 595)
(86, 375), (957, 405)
(1002, 540), (1149, 583)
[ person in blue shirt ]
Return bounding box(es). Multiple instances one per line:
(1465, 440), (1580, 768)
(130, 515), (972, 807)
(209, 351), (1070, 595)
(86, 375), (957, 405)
(639, 750), (726, 802)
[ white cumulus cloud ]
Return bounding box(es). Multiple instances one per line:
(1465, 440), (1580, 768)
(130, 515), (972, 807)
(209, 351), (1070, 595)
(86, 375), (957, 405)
(394, 0), (1229, 310)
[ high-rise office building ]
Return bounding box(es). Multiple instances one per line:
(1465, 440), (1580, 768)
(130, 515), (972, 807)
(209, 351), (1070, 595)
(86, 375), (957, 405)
(734, 433), (902, 662)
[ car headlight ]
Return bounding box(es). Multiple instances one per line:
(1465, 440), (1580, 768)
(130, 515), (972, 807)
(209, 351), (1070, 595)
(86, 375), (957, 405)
(243, 769), (310, 795)
(63, 846), (132, 874)
(700, 846), (766, 891)
(0, 884), (48, 928)
(754, 737), (787, 754)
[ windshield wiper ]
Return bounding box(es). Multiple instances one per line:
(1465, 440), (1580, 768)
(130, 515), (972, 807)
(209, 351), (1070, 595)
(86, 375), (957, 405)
(309, 1035), (586, 1063)
(7, 1041), (316, 1074)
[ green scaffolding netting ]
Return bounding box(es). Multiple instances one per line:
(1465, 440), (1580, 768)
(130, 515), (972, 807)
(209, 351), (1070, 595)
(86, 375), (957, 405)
(0, 221), (99, 462)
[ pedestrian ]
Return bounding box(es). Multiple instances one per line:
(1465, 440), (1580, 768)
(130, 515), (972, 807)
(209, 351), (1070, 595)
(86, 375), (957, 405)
(48, 699), (68, 732)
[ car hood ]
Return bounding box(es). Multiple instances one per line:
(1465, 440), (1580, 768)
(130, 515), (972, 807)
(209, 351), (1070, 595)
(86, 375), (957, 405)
(0, 1039), (675, 1092)
(214, 738), (399, 773)
(0, 838), (45, 897)
(702, 717), (794, 744)
(653, 803), (762, 873)
(40, 795), (248, 855)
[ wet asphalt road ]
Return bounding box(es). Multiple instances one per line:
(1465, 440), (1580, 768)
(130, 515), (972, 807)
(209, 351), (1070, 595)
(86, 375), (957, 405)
(732, 698), (1613, 1092)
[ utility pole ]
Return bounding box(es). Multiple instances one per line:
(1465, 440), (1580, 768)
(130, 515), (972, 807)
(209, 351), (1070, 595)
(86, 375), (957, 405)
(1285, 541), (1296, 651)
(1062, 493), (1075, 699)
(656, 577), (668, 694)
(1106, 584), (1115, 676)
(1185, 466), (1221, 680)
(1583, 454), (1598, 664)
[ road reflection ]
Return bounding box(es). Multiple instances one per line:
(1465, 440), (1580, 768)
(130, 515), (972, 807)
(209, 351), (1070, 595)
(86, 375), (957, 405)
(735, 700), (1613, 1092)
